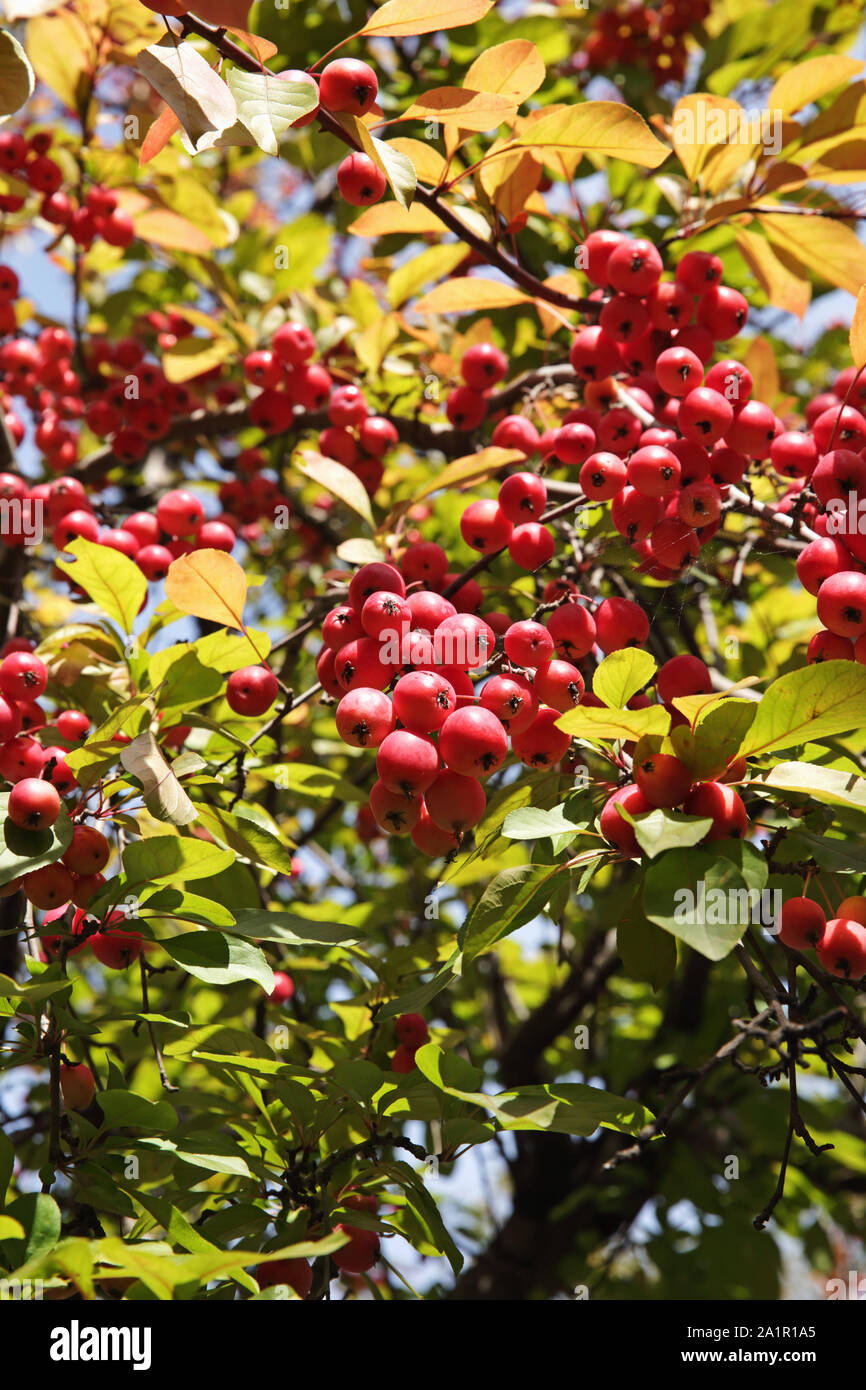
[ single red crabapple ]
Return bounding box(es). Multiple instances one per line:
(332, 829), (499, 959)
(675, 249), (723, 294)
(376, 729), (439, 796)
(287, 363), (332, 410)
(655, 346), (703, 397)
(268, 971), (295, 1004)
(646, 279), (692, 329)
(704, 358), (753, 401)
(329, 385), (369, 428)
(319, 58), (379, 116)
(406, 589), (455, 630)
(226, 665), (279, 716)
(460, 499), (513, 554)
(673, 324), (715, 364)
(137, 544), (174, 581)
(582, 229), (627, 286)
(606, 237), (663, 296)
(71, 873), (105, 909)
(0, 734), (43, 782)
(816, 917), (866, 979)
(627, 445), (681, 498)
(53, 509), (99, 549)
(55, 709), (90, 742)
(479, 673), (538, 733)
(546, 601), (597, 659)
(725, 400), (777, 458)
(335, 636), (393, 692)
(656, 653), (712, 704)
(411, 807), (461, 857)
(278, 68), (320, 127)
(553, 422), (596, 466)
(796, 538), (853, 596)
(678, 388), (734, 446)
(360, 589), (411, 640)
(770, 430), (818, 478)
(0, 651), (47, 700)
(813, 405), (866, 455)
(491, 415), (540, 455)
(391, 1043), (418, 1072)
(697, 284), (748, 339)
(777, 897), (826, 951)
(348, 562), (405, 612)
(393, 671), (456, 733)
(462, 343), (508, 390)
(439, 706), (508, 778)
(634, 748), (692, 808)
(498, 472), (547, 523)
(594, 597), (649, 653)
(59, 1063), (95, 1111)
(611, 487), (663, 542)
(395, 1012), (429, 1048)
(369, 781), (420, 835)
(677, 480), (721, 527)
(503, 620), (554, 669)
(8, 777), (60, 830)
(509, 522), (555, 571)
(272, 321), (316, 366)
(807, 630), (854, 663)
(256, 1258), (312, 1298)
(599, 783), (652, 857)
(91, 928), (143, 969)
(816, 571), (866, 638)
(323, 605), (365, 650)
(436, 613), (495, 670)
(400, 541), (449, 586)
(446, 386), (487, 429)
(683, 781), (748, 840)
(156, 489), (203, 537)
(337, 152), (387, 206)
(532, 659), (584, 711)
(123, 512), (161, 547)
(510, 706), (571, 768)
(569, 326), (620, 380)
(424, 770), (486, 832)
(579, 451), (627, 501)
(335, 688), (394, 747)
(22, 862), (74, 910)
(648, 517), (699, 570)
(358, 416), (399, 457)
(708, 444), (747, 487)
(810, 449), (866, 508)
(332, 1225), (380, 1275)
(599, 292), (649, 343)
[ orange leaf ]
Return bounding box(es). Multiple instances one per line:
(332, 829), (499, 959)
(165, 550), (248, 631)
(401, 87), (517, 131)
(139, 103), (181, 167)
(130, 207), (214, 255)
(465, 39), (545, 103)
(138, 0), (251, 25)
(347, 202), (445, 238)
(414, 279), (531, 314)
(735, 227), (811, 319)
(225, 28), (278, 62)
(359, 0), (493, 38)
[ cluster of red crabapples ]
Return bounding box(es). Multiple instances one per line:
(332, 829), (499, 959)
(778, 893), (866, 981)
(578, 0), (712, 87)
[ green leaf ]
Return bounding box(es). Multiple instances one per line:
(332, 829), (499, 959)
(556, 702), (670, 743)
(225, 908), (364, 946)
(642, 843), (769, 960)
(140, 886), (236, 928)
(593, 648), (656, 709)
(294, 450), (374, 529)
(459, 864), (570, 961)
(0, 1193), (61, 1268)
(193, 804), (296, 876)
(0, 28), (34, 117)
(740, 660), (866, 758)
(163, 931), (274, 991)
(55, 537), (147, 635)
(0, 971), (71, 1002)
(99, 1090), (177, 1132)
(671, 699), (757, 779)
(122, 836), (235, 887)
(0, 798), (73, 887)
(375, 956), (460, 1022)
(226, 67), (318, 156)
(154, 651), (223, 717)
(630, 808), (715, 859)
(257, 762), (366, 802)
(378, 1159), (463, 1275)
(501, 802), (587, 842)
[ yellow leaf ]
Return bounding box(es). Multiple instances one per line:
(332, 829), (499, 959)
(414, 279), (531, 314)
(294, 451), (374, 528)
(485, 151), (542, 230)
(347, 201), (445, 238)
(757, 212), (866, 297)
(359, 0), (494, 38)
(743, 337), (780, 405)
(0, 28), (34, 116)
(162, 336), (235, 382)
(55, 537), (147, 636)
(511, 101), (668, 167)
(735, 227), (811, 319)
(165, 550), (248, 631)
(465, 39), (545, 104)
(354, 314), (400, 374)
(124, 202), (214, 255)
(671, 93), (743, 184)
(768, 54), (863, 121)
(850, 287), (866, 372)
(408, 446), (525, 506)
(387, 243), (469, 308)
(401, 87), (517, 131)
(26, 10), (91, 111)
(387, 138), (447, 185)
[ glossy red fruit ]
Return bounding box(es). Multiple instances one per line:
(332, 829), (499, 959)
(532, 660), (584, 711)
(439, 706), (508, 779)
(348, 562), (405, 612)
(23, 862), (74, 910)
(0, 694), (22, 744)
(696, 284), (748, 339)
(606, 237), (663, 296)
(337, 152), (387, 206)
(335, 688), (394, 747)
(546, 602), (596, 660)
(634, 749), (692, 808)
(554, 422), (596, 466)
(655, 345), (703, 397)
(376, 730), (439, 796)
(796, 537), (853, 596)
(410, 807), (461, 857)
(816, 571), (866, 638)
(498, 472), (547, 523)
(394, 1012), (429, 1048)
(90, 927), (143, 969)
(226, 665), (279, 716)
(461, 343), (508, 391)
(360, 589), (410, 640)
(479, 673), (538, 734)
(510, 706), (571, 768)
(678, 387), (734, 446)
(322, 605), (365, 650)
(599, 783), (652, 857)
(675, 250), (723, 294)
(8, 777), (60, 830)
(627, 445), (681, 498)
(611, 487), (663, 542)
(156, 489), (204, 537)
(320, 58), (378, 116)
(508, 522), (555, 571)
(683, 781), (748, 840)
(0, 651), (47, 701)
(579, 451), (627, 501)
(816, 918), (866, 979)
(460, 499), (513, 554)
(268, 971), (295, 1005)
(369, 781), (420, 835)
(424, 770), (486, 832)
(272, 320), (316, 366)
(332, 1224), (380, 1274)
(392, 671), (455, 733)
(137, 544), (174, 581)
(807, 630), (854, 664)
(594, 597), (649, 654)
(656, 654), (712, 704)
(777, 897), (826, 951)
(504, 620), (553, 669)
(59, 1062), (95, 1111)
(256, 1257), (312, 1297)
